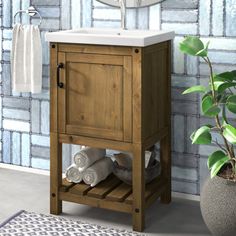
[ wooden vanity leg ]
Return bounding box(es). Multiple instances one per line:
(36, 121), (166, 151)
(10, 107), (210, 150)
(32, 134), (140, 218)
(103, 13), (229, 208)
(132, 144), (145, 232)
(50, 132), (62, 214)
(161, 40), (172, 204)
(160, 133), (172, 204)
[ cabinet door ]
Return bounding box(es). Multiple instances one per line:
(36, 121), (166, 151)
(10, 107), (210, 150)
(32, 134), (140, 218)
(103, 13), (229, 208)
(57, 52), (132, 142)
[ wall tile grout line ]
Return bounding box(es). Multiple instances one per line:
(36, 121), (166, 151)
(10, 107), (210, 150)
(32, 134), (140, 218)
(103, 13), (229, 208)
(0, 0), (236, 194)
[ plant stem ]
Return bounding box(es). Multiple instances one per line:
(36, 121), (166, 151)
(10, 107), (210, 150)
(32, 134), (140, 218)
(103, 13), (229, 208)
(205, 57), (216, 101)
(231, 160), (236, 177)
(213, 139), (227, 153)
(215, 115), (233, 157)
(204, 57), (235, 160)
(233, 159), (236, 177)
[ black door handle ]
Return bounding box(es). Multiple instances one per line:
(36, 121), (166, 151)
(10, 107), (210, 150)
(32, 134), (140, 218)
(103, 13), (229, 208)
(57, 63), (64, 88)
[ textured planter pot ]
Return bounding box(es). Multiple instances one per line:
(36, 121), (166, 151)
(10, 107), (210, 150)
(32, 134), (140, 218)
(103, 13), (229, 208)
(200, 176), (236, 236)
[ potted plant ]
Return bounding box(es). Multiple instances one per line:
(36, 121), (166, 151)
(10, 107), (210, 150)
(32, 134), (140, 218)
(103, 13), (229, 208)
(179, 36), (236, 236)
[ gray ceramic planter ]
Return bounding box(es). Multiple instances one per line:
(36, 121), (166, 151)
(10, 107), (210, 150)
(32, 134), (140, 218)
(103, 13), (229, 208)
(200, 176), (236, 236)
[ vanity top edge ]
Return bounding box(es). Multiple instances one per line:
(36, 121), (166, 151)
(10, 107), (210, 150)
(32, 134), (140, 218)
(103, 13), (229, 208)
(45, 28), (175, 47)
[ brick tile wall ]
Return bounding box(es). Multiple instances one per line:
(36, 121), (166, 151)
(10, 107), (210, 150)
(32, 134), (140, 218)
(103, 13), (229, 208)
(0, 0), (235, 195)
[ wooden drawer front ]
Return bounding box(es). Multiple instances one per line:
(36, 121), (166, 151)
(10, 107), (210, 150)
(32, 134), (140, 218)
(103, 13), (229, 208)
(58, 52), (132, 142)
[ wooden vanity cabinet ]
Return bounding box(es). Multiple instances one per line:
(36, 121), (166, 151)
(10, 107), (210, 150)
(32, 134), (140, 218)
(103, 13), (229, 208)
(50, 41), (171, 232)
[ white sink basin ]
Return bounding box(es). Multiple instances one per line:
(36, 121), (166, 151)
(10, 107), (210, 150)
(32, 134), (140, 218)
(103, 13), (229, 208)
(45, 28), (175, 47)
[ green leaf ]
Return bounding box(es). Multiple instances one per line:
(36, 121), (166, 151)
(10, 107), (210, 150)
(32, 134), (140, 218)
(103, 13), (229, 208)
(202, 91), (212, 101)
(226, 95), (236, 114)
(207, 106), (221, 117)
(202, 95), (213, 109)
(182, 85), (207, 94)
(232, 70), (236, 78)
(196, 41), (210, 57)
(222, 104), (229, 125)
(191, 125), (212, 144)
(218, 82), (236, 93)
(213, 81), (225, 90)
(218, 71), (236, 82)
(202, 96), (221, 117)
(212, 74), (236, 93)
(207, 150), (227, 169)
(223, 124), (236, 144)
(179, 36), (205, 56)
(222, 120), (228, 127)
(211, 157), (230, 178)
(213, 75), (225, 83)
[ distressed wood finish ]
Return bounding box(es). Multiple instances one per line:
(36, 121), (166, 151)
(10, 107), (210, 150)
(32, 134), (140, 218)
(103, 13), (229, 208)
(60, 178), (75, 192)
(50, 43), (62, 215)
(50, 132), (62, 215)
(50, 41), (172, 232)
(160, 42), (172, 204)
(142, 42), (169, 141)
(125, 176), (167, 206)
(69, 183), (91, 195)
(59, 175), (165, 208)
(106, 182), (132, 202)
(58, 44), (133, 56)
(59, 134), (133, 152)
(58, 52), (66, 134)
(50, 43), (58, 133)
(87, 175), (121, 199)
(58, 51), (132, 142)
(60, 191), (132, 213)
(132, 144), (145, 231)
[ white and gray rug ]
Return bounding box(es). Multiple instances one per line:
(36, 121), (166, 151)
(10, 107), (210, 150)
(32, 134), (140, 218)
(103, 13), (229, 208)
(0, 210), (145, 235)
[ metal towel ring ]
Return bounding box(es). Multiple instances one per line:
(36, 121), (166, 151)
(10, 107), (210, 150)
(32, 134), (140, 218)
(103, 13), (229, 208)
(14, 6), (42, 26)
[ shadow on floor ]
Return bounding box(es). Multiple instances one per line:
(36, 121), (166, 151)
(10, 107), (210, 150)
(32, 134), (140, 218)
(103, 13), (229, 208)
(61, 198), (211, 236)
(0, 168), (211, 236)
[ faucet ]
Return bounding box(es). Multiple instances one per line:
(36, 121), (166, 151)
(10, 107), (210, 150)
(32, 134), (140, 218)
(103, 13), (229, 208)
(115, 0), (126, 30)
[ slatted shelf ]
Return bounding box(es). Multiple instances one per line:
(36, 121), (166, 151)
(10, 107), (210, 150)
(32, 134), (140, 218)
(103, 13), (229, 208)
(69, 183), (91, 196)
(59, 174), (166, 213)
(60, 178), (75, 192)
(125, 176), (167, 206)
(87, 175), (121, 199)
(106, 182), (132, 202)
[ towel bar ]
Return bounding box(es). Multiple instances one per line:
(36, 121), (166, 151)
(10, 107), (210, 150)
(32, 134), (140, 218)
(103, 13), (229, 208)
(14, 6), (42, 26)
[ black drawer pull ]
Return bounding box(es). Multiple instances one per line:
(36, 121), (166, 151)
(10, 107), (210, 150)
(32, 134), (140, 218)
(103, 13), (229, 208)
(57, 63), (64, 88)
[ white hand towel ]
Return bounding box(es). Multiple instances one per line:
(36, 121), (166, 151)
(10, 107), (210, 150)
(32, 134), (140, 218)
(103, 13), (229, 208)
(74, 147), (106, 172)
(83, 157), (113, 187)
(65, 164), (83, 183)
(11, 24), (42, 93)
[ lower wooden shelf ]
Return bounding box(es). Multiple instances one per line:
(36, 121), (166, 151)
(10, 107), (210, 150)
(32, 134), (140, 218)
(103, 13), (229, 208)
(60, 175), (167, 214)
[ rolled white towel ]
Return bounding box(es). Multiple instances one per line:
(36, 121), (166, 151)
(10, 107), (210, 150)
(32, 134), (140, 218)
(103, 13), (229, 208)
(74, 147), (106, 172)
(83, 157), (113, 187)
(65, 164), (83, 183)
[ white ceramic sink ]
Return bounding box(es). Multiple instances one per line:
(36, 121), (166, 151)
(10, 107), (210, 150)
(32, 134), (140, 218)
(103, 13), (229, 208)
(45, 28), (175, 47)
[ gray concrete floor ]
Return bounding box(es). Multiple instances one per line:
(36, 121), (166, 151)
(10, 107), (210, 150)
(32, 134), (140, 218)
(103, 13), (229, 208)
(0, 168), (211, 235)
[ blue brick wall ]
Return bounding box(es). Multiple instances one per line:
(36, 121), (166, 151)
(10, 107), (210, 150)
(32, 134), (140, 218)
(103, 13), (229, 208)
(0, 0), (235, 195)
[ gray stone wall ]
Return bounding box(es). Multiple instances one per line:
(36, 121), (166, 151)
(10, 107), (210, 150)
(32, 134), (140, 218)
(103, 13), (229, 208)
(0, 0), (235, 195)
